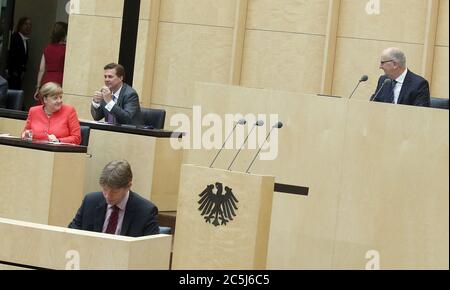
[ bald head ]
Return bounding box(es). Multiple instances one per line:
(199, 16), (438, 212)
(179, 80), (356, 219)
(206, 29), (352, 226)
(382, 47), (406, 68)
(379, 47), (407, 79)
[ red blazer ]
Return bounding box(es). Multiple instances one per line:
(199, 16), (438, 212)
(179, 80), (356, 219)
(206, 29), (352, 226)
(24, 104), (81, 144)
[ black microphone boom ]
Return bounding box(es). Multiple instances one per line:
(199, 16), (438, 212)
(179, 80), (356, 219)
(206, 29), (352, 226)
(246, 122), (283, 173)
(348, 75), (368, 99)
(370, 78), (391, 101)
(209, 118), (246, 168)
(227, 120), (264, 171)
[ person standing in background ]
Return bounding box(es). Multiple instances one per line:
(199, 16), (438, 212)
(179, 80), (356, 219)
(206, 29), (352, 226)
(7, 17), (32, 90)
(33, 22), (68, 105)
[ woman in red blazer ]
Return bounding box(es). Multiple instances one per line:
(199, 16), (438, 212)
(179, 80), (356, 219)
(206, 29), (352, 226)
(22, 82), (81, 144)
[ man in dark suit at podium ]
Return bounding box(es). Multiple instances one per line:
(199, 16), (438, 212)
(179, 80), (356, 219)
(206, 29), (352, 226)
(90, 63), (142, 125)
(69, 160), (160, 237)
(371, 47), (430, 107)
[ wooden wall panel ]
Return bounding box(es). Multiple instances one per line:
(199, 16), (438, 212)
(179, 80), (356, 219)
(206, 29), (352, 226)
(76, 0), (124, 17)
(431, 47), (449, 98)
(436, 0), (449, 46)
(63, 15), (122, 98)
(159, 0), (236, 27)
(140, 0), (152, 20)
(246, 0), (328, 35)
(432, 0), (449, 98)
(133, 19), (150, 98)
(149, 104), (192, 130)
(240, 30), (324, 94)
(151, 23), (233, 108)
(338, 0), (428, 44)
(333, 102), (449, 269)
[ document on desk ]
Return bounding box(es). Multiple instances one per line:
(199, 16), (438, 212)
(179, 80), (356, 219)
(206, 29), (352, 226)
(78, 119), (113, 125)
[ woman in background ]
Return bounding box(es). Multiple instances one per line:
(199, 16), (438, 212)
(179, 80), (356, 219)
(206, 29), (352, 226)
(34, 22), (68, 104)
(23, 82), (80, 144)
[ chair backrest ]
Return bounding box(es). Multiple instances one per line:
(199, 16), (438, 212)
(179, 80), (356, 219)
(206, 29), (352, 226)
(6, 89), (24, 111)
(141, 107), (166, 129)
(430, 97), (449, 110)
(159, 226), (172, 234)
(80, 125), (91, 146)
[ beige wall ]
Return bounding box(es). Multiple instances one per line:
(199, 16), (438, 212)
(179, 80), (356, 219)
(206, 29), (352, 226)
(63, 0), (449, 124)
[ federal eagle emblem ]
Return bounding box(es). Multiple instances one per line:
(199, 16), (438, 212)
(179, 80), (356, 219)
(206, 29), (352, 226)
(198, 182), (239, 227)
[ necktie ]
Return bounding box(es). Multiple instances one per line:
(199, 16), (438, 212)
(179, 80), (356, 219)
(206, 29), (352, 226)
(105, 95), (116, 123)
(105, 205), (119, 234)
(387, 80), (397, 103)
(106, 111), (115, 123)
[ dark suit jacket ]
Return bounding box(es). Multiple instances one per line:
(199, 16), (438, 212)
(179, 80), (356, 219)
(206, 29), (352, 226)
(68, 191), (160, 237)
(90, 83), (142, 125)
(7, 32), (28, 76)
(0, 76), (7, 108)
(372, 70), (430, 107)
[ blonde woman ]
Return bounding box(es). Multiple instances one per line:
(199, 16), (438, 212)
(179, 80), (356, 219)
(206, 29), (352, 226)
(22, 82), (81, 144)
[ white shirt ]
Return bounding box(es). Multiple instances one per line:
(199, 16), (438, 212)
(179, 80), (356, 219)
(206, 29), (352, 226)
(393, 68), (408, 104)
(18, 32), (29, 54)
(102, 191), (130, 235)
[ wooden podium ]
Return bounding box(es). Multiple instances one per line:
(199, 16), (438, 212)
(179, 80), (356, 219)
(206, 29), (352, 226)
(0, 137), (86, 227)
(172, 164), (275, 269)
(0, 217), (172, 270)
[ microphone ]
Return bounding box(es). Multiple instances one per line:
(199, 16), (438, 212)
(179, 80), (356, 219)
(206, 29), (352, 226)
(246, 122), (283, 173)
(209, 118), (246, 168)
(370, 78), (391, 101)
(348, 75), (368, 99)
(227, 120), (264, 171)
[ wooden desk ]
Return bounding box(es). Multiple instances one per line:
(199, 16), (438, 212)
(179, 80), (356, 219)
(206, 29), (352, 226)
(187, 83), (449, 269)
(0, 137), (87, 227)
(80, 120), (184, 211)
(0, 217), (172, 270)
(0, 108), (26, 136)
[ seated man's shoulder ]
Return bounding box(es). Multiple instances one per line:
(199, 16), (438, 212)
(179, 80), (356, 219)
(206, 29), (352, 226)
(123, 83), (139, 96)
(130, 191), (157, 211)
(408, 70), (429, 84)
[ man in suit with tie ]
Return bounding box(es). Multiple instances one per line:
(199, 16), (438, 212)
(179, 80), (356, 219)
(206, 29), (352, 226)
(91, 63), (142, 125)
(371, 47), (430, 107)
(69, 160), (160, 237)
(7, 17), (32, 90)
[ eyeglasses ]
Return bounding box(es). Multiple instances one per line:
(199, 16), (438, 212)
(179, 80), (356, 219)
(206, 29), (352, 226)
(380, 59), (394, 65)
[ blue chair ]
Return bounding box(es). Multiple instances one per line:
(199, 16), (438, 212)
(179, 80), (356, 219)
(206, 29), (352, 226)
(6, 89), (24, 111)
(141, 107), (166, 129)
(80, 126), (91, 146)
(159, 226), (172, 234)
(430, 97), (449, 110)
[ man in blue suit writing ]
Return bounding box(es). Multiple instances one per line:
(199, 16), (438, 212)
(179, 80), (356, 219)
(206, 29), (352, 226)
(371, 47), (430, 107)
(69, 160), (160, 237)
